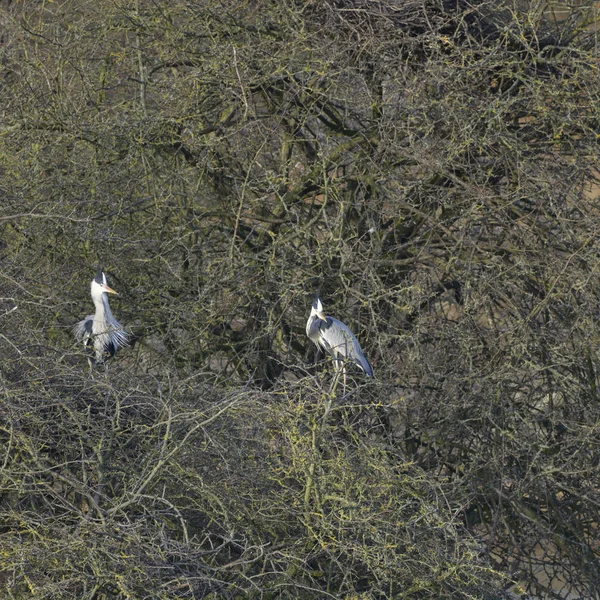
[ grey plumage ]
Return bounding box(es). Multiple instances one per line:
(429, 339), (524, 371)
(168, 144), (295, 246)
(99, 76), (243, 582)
(306, 296), (374, 377)
(74, 269), (128, 365)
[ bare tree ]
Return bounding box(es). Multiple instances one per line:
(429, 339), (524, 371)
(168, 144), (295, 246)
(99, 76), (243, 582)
(1, 0), (600, 597)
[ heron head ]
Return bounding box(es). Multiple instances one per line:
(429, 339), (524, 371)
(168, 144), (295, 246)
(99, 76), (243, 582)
(91, 269), (118, 297)
(311, 296), (327, 322)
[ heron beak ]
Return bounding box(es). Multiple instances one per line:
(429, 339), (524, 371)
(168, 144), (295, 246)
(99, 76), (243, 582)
(103, 285), (118, 295)
(317, 311), (327, 322)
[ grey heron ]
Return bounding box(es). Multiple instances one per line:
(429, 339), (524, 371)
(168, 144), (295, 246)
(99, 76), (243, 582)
(74, 269), (129, 365)
(306, 296), (374, 381)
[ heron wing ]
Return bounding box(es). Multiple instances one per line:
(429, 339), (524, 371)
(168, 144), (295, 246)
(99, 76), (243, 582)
(73, 316), (94, 343)
(108, 322), (129, 350)
(74, 311), (128, 365)
(319, 317), (374, 377)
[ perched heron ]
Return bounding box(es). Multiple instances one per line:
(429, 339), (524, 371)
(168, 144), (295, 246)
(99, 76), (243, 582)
(74, 269), (129, 366)
(306, 296), (374, 383)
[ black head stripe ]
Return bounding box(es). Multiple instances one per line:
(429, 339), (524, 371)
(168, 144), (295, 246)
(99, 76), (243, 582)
(94, 268), (104, 284)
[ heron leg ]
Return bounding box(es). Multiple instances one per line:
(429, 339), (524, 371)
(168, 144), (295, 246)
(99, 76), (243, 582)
(331, 359), (347, 396)
(329, 361), (341, 395)
(84, 340), (95, 374)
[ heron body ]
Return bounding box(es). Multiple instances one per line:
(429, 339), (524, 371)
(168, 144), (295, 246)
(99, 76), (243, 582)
(74, 269), (128, 365)
(306, 296), (374, 378)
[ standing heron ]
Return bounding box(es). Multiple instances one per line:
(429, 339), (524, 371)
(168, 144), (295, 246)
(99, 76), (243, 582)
(74, 269), (129, 366)
(306, 296), (374, 385)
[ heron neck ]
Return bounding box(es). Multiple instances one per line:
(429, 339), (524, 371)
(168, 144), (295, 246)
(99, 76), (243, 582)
(306, 313), (321, 340)
(94, 292), (114, 321)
